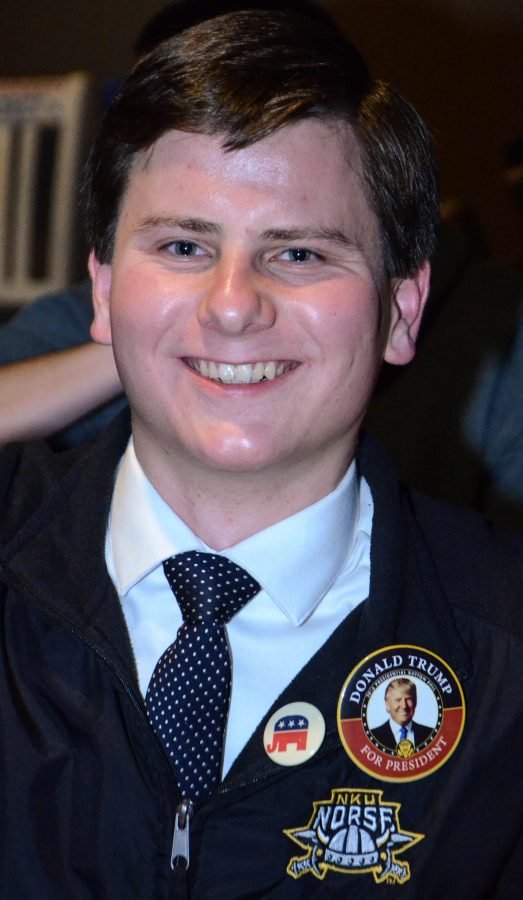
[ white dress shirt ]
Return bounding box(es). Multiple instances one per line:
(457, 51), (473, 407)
(389, 720), (415, 744)
(106, 439), (373, 774)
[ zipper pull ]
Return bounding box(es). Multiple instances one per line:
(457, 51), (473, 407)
(171, 799), (193, 869)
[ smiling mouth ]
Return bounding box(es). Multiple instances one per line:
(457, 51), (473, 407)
(186, 358), (299, 384)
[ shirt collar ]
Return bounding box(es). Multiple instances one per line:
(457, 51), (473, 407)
(389, 719), (414, 741)
(108, 439), (371, 626)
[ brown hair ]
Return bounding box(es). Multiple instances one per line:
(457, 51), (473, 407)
(385, 678), (417, 704)
(84, 10), (438, 278)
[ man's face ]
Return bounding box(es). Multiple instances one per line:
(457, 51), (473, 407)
(91, 120), (424, 496)
(385, 685), (416, 726)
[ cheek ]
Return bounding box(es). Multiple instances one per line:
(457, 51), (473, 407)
(110, 267), (178, 342)
(322, 316), (385, 402)
(108, 282), (164, 382)
(313, 289), (383, 356)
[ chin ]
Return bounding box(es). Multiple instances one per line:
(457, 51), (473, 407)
(198, 447), (276, 474)
(193, 429), (282, 473)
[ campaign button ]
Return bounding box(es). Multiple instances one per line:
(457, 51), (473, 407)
(264, 702), (325, 766)
(337, 644), (466, 783)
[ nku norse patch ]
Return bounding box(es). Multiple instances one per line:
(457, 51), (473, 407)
(285, 788), (423, 885)
(337, 644), (465, 782)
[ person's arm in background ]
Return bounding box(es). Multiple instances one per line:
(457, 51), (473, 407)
(465, 298), (523, 528)
(0, 342), (122, 444)
(0, 281), (126, 446)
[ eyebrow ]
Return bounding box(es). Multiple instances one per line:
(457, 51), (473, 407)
(133, 217), (361, 250)
(260, 227), (361, 250)
(133, 216), (221, 236)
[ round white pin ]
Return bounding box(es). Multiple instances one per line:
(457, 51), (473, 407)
(264, 702), (325, 767)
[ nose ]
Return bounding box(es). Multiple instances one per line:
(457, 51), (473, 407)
(197, 254), (276, 335)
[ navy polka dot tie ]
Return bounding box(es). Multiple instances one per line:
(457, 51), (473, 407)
(145, 551), (260, 802)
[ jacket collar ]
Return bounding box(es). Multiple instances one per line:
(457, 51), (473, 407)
(1, 410), (137, 687)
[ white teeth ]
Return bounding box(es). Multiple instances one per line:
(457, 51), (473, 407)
(218, 363), (235, 383)
(192, 359), (291, 384)
(208, 361), (219, 380)
(236, 364), (253, 383)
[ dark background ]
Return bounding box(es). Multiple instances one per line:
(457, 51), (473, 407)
(1, 0), (522, 268)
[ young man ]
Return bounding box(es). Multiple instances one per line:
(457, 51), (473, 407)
(1, 11), (522, 897)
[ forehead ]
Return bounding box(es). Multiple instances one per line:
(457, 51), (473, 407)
(118, 120), (380, 260)
(388, 685), (415, 698)
(135, 117), (360, 181)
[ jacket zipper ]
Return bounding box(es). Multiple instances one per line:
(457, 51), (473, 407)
(171, 799), (193, 868)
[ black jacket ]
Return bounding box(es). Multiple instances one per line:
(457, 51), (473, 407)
(370, 720), (433, 752)
(1, 413), (523, 899)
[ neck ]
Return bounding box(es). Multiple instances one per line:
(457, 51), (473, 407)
(133, 437), (355, 550)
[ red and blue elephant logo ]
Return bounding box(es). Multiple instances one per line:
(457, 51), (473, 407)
(266, 715), (309, 753)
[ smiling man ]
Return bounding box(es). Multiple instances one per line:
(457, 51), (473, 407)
(1, 10), (523, 898)
(89, 119), (424, 547)
(372, 678), (433, 753)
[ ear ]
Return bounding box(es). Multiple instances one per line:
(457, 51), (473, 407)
(383, 261), (431, 365)
(88, 251), (113, 345)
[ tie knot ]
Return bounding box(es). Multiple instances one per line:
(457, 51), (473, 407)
(163, 551), (260, 626)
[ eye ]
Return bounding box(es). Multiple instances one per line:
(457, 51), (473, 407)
(161, 239), (207, 257)
(279, 247), (323, 263)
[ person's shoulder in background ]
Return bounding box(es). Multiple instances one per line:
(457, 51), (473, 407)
(0, 280), (93, 360)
